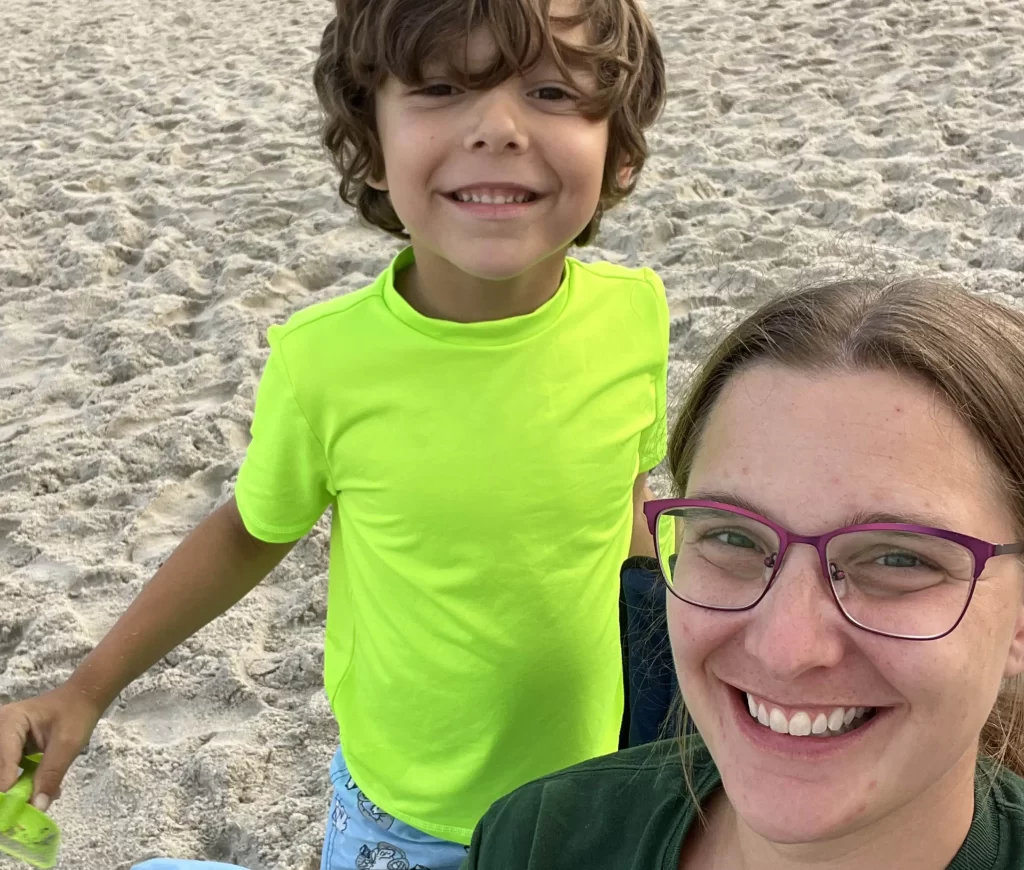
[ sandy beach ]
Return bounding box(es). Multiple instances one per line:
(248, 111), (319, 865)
(1, 0), (1023, 866)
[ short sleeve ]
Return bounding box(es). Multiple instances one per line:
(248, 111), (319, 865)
(234, 340), (335, 543)
(637, 269), (669, 473)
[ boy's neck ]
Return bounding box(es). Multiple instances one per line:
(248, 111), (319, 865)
(395, 245), (569, 324)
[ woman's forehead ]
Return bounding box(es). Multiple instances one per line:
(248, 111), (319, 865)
(706, 365), (963, 450)
(689, 365), (1009, 532)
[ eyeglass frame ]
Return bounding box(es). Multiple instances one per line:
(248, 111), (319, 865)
(643, 498), (1024, 641)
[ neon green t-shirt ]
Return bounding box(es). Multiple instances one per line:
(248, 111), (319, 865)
(234, 247), (669, 843)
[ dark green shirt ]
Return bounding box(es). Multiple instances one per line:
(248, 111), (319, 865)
(462, 738), (1024, 870)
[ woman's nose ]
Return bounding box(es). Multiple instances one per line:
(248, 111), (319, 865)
(742, 544), (847, 680)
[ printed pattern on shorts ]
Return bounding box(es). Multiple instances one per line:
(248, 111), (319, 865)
(321, 747), (470, 870)
(355, 841), (429, 869)
(345, 775), (396, 830)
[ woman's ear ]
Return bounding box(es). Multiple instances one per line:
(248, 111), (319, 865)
(617, 163), (635, 189)
(1004, 588), (1024, 678)
(366, 173), (389, 192)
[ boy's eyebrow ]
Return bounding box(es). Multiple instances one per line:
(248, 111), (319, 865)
(411, 58), (595, 89)
(546, 56), (598, 79)
(414, 30), (597, 79)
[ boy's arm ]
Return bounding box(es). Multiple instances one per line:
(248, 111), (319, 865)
(66, 497), (295, 712)
(1, 338), (329, 806)
(630, 267), (668, 562)
(0, 496), (297, 807)
(628, 472), (656, 559)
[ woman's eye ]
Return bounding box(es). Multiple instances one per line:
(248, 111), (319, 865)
(710, 530), (758, 550)
(877, 551), (923, 568)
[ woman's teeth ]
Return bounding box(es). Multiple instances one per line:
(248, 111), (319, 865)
(746, 692), (875, 737)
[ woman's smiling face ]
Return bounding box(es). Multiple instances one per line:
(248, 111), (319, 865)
(669, 364), (1024, 846)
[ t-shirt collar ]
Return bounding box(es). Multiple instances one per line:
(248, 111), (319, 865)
(381, 247), (570, 347)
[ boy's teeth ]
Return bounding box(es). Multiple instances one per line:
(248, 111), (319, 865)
(454, 190), (531, 204)
(746, 692), (874, 738)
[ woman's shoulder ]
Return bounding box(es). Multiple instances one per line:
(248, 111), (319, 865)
(951, 760), (1024, 870)
(464, 737), (720, 870)
(507, 736), (691, 794)
(987, 763), (1024, 864)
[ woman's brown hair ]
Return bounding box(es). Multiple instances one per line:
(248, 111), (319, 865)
(668, 277), (1024, 777)
(312, 0), (665, 244)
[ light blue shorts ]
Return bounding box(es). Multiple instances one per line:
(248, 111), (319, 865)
(131, 747), (469, 870)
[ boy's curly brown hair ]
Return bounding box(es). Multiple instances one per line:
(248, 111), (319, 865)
(313, 0), (666, 246)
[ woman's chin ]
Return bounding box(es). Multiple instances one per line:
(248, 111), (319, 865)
(711, 724), (882, 845)
(719, 775), (869, 847)
(735, 803), (857, 845)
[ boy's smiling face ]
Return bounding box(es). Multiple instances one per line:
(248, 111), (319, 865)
(369, 0), (614, 285)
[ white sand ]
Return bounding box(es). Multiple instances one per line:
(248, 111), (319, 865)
(1, 0), (1023, 866)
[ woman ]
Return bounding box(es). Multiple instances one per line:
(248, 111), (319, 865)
(463, 277), (1024, 869)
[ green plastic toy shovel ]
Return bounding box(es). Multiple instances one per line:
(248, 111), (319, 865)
(0, 755), (60, 869)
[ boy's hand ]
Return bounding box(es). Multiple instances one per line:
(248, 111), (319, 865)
(628, 473), (657, 559)
(0, 683), (104, 810)
(0, 498), (296, 811)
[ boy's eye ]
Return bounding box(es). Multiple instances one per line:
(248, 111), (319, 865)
(415, 83), (459, 97)
(530, 85), (576, 102)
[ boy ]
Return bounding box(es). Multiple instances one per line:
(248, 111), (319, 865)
(0, 0), (667, 867)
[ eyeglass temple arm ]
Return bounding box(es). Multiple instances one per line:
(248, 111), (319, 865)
(994, 543), (1024, 556)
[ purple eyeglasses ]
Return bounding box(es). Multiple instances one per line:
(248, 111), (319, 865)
(644, 498), (1024, 641)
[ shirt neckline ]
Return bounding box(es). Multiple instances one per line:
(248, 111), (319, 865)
(380, 247), (571, 347)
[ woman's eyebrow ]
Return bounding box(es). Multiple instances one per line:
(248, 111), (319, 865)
(842, 509), (952, 529)
(686, 490), (951, 530)
(685, 490), (772, 517)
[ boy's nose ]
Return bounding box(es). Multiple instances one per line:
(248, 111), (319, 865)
(464, 91), (529, 153)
